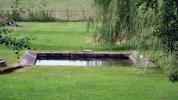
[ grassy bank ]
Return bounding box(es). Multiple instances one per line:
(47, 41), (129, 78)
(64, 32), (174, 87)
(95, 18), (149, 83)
(0, 67), (178, 100)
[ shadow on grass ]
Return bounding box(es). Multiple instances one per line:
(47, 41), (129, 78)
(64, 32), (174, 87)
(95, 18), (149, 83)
(0, 66), (23, 75)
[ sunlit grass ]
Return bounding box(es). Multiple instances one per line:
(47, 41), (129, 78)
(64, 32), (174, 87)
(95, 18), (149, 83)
(0, 22), (177, 100)
(0, 22), (131, 65)
(0, 67), (178, 100)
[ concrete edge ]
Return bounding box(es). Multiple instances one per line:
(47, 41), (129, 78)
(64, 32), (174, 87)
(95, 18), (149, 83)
(20, 51), (37, 67)
(128, 51), (154, 67)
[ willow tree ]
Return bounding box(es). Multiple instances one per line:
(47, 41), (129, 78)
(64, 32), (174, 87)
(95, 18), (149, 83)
(94, 0), (178, 82)
(93, 0), (137, 45)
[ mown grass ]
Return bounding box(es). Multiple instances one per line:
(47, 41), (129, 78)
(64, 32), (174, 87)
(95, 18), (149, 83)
(0, 67), (178, 100)
(0, 22), (178, 100)
(0, 22), (130, 65)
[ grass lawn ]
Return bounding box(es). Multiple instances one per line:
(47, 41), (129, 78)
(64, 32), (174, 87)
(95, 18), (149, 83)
(0, 22), (130, 65)
(0, 22), (178, 100)
(0, 22), (92, 64)
(0, 67), (178, 100)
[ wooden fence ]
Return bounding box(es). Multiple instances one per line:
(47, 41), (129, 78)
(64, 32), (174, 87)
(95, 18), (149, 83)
(0, 9), (96, 22)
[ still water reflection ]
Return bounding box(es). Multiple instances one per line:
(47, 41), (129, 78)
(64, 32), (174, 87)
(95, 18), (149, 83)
(35, 60), (132, 66)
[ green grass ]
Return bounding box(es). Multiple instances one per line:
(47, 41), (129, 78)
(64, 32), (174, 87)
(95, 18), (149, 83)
(0, 22), (129, 65)
(0, 67), (178, 100)
(0, 22), (178, 100)
(17, 22), (93, 51)
(0, 22), (92, 64)
(0, 0), (93, 10)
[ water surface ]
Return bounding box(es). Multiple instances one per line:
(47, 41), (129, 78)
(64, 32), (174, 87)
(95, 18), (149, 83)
(35, 59), (132, 66)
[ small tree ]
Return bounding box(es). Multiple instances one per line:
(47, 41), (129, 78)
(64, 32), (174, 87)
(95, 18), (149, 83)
(9, 0), (22, 24)
(0, 0), (34, 58)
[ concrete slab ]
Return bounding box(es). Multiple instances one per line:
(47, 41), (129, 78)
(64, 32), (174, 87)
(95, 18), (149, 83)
(20, 51), (37, 67)
(129, 51), (153, 67)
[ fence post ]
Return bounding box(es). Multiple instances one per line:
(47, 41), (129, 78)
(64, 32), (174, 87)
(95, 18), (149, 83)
(67, 9), (69, 21)
(82, 9), (86, 21)
(28, 11), (30, 22)
(47, 10), (49, 22)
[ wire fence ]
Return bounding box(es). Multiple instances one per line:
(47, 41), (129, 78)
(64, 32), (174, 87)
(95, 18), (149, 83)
(0, 9), (96, 22)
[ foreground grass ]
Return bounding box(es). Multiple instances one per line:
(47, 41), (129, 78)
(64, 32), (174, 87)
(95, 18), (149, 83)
(0, 67), (178, 100)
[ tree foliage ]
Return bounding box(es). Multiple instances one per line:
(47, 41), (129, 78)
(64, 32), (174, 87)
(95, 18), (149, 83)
(0, 0), (33, 57)
(94, 0), (178, 82)
(93, 0), (137, 45)
(6, 0), (23, 24)
(157, 0), (178, 53)
(0, 27), (32, 55)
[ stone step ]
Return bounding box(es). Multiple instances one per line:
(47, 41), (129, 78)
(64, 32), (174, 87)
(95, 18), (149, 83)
(0, 61), (7, 67)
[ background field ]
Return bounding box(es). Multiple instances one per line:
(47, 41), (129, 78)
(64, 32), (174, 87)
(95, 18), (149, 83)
(0, 0), (93, 10)
(0, 0), (95, 21)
